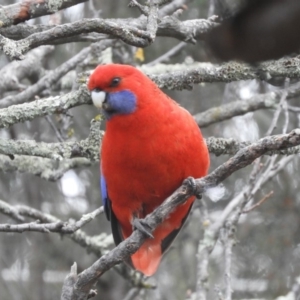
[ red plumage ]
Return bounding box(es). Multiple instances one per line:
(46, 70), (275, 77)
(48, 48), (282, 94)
(88, 64), (209, 276)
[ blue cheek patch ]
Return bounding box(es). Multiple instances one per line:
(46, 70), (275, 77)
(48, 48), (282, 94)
(105, 90), (137, 119)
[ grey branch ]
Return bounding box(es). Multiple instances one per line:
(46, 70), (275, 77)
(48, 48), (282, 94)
(158, 0), (186, 17)
(0, 47), (90, 107)
(0, 86), (90, 129)
(129, 1), (150, 16)
(0, 45), (54, 95)
(1, 67), (300, 128)
(0, 155), (92, 181)
(0, 118), (98, 180)
(149, 58), (300, 90)
(0, 0), (187, 44)
(196, 129), (300, 194)
(0, 0), (89, 28)
(1, 57), (300, 112)
(0, 118), (101, 162)
(0, 199), (25, 222)
(222, 223), (235, 300)
(1, 121), (300, 166)
(0, 0), (218, 60)
(0, 0), (183, 30)
(0, 206), (103, 233)
(0, 19), (152, 59)
(146, 1), (159, 41)
(11, 16), (217, 44)
(60, 128), (300, 300)
(146, 41), (186, 66)
(206, 137), (300, 156)
(194, 91), (279, 128)
(0, 200), (112, 257)
(0, 27), (108, 45)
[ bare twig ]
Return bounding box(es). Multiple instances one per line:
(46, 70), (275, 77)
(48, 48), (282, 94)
(146, 1), (159, 41)
(195, 201), (212, 300)
(0, 46), (54, 95)
(0, 47), (91, 107)
(0, 155), (92, 181)
(242, 191), (274, 213)
(0, 0), (89, 28)
(266, 85), (289, 136)
(1, 129), (300, 168)
(123, 288), (141, 300)
(0, 207), (103, 233)
(0, 19), (152, 59)
(0, 86), (90, 129)
(148, 59), (300, 90)
(129, 0), (150, 15)
(0, 199), (25, 222)
(45, 115), (65, 142)
(0, 114), (102, 181)
(146, 41), (186, 66)
(0, 200), (112, 256)
(195, 128), (298, 299)
(222, 223), (235, 300)
(0, 118), (102, 162)
(0, 0), (188, 44)
(158, 0), (187, 17)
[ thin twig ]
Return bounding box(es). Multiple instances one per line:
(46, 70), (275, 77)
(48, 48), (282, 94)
(45, 115), (65, 142)
(146, 41), (186, 66)
(223, 223), (235, 300)
(242, 191), (274, 213)
(0, 207), (103, 233)
(0, 47), (91, 107)
(266, 84), (289, 136)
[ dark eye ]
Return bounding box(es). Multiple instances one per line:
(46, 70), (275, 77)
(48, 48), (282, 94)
(110, 77), (121, 87)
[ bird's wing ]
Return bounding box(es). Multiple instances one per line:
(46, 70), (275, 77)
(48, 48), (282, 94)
(100, 173), (111, 221)
(100, 171), (125, 246)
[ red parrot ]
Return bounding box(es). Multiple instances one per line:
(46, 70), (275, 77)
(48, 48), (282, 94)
(88, 64), (209, 276)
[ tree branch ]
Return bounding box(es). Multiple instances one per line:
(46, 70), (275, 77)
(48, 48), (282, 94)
(0, 118), (101, 160)
(148, 58), (300, 90)
(0, 86), (90, 128)
(0, 200), (112, 256)
(194, 90), (279, 127)
(60, 128), (300, 300)
(0, 0), (188, 42)
(0, 155), (92, 181)
(0, 207), (103, 233)
(0, 45), (54, 95)
(0, 19), (152, 59)
(146, 1), (159, 41)
(0, 0), (88, 28)
(1, 66), (299, 129)
(1, 124), (300, 165)
(0, 108), (299, 180)
(0, 47), (90, 107)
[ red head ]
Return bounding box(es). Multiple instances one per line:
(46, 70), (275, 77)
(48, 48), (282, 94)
(88, 64), (158, 120)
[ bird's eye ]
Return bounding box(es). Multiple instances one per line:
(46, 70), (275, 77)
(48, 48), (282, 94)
(110, 77), (121, 87)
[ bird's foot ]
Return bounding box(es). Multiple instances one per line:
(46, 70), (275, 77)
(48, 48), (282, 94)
(183, 177), (202, 199)
(132, 218), (154, 239)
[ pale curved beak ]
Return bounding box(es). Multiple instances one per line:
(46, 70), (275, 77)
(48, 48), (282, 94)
(91, 90), (106, 108)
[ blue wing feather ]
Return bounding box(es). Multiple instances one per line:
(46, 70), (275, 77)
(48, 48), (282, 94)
(100, 173), (111, 221)
(100, 169), (131, 265)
